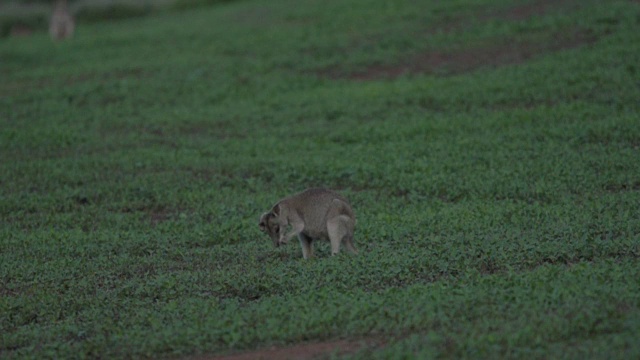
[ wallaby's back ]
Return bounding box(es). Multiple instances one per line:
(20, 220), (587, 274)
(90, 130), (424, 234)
(280, 188), (354, 231)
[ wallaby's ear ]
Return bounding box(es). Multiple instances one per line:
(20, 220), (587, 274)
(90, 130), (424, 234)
(258, 212), (270, 232)
(271, 204), (280, 216)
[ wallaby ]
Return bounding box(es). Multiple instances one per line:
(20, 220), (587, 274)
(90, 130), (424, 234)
(259, 188), (357, 259)
(49, 0), (75, 41)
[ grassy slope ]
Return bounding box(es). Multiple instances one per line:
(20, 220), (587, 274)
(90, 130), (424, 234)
(1, 0), (639, 358)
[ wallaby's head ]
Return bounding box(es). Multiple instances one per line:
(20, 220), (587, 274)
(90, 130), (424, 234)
(259, 205), (281, 247)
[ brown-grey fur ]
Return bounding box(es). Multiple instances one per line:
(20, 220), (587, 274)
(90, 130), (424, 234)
(259, 188), (357, 259)
(49, 0), (75, 41)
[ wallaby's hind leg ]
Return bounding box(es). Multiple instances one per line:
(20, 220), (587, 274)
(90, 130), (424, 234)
(327, 215), (354, 256)
(327, 217), (343, 255)
(344, 235), (358, 254)
(298, 233), (314, 259)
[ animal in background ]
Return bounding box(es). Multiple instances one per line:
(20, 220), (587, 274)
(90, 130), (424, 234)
(49, 0), (75, 41)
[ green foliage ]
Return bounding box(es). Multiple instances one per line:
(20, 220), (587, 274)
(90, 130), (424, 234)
(1, 0), (639, 358)
(170, 0), (236, 11)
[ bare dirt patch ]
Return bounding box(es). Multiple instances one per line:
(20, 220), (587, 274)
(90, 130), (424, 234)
(149, 209), (172, 227)
(374, 0), (582, 40)
(200, 337), (384, 360)
(327, 29), (596, 81)
(319, 0), (595, 81)
(487, 0), (581, 22)
(9, 24), (35, 37)
(434, 0), (582, 34)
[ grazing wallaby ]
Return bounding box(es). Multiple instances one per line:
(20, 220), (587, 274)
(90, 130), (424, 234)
(49, 0), (75, 41)
(259, 188), (357, 259)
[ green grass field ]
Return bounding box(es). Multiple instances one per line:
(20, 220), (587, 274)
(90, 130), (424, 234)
(1, 0), (639, 358)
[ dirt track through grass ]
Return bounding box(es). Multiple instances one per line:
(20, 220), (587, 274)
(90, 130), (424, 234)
(320, 0), (597, 79)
